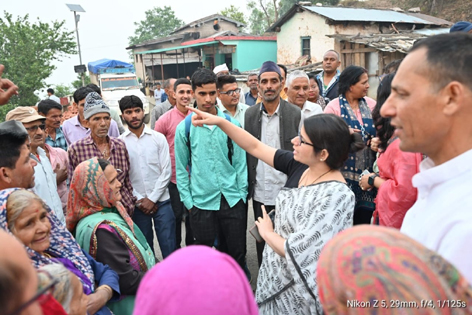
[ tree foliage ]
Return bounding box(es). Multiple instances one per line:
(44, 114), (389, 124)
(53, 84), (74, 98)
(71, 73), (91, 89)
(0, 12), (76, 119)
(220, 5), (247, 26)
(246, 0), (340, 35)
(128, 6), (185, 47)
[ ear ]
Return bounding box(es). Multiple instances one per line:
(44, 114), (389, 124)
(284, 86), (288, 94)
(0, 167), (13, 185)
(442, 81), (465, 116)
(320, 149), (330, 161)
(217, 90), (222, 98)
(82, 119), (90, 128)
(39, 112), (46, 117)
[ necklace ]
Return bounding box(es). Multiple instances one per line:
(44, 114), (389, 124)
(96, 143), (110, 159)
(299, 169), (332, 187)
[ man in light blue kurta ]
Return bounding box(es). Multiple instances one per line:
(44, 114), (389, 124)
(174, 68), (248, 271)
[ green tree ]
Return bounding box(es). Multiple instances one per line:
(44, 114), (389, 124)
(128, 6), (185, 47)
(71, 73), (91, 89)
(53, 84), (73, 97)
(0, 12), (76, 120)
(220, 5), (247, 26)
(247, 0), (277, 35)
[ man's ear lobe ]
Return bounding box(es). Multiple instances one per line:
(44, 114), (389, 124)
(0, 167), (12, 184)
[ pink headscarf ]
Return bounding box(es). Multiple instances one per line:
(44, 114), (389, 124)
(133, 246), (259, 315)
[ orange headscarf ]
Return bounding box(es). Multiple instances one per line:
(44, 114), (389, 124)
(67, 157), (134, 233)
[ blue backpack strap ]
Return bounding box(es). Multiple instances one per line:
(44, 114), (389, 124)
(223, 113), (234, 165)
(184, 114), (193, 171)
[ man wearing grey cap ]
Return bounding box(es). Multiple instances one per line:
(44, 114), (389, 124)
(68, 92), (136, 215)
(244, 60), (301, 267)
(5, 107), (66, 224)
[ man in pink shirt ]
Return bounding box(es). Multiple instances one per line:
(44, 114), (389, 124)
(155, 78), (194, 248)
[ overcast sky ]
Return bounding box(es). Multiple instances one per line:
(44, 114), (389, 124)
(2, 0), (248, 88)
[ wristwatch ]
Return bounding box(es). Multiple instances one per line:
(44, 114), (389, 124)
(368, 174), (378, 186)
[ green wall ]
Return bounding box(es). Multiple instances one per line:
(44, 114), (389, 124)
(230, 40), (277, 72)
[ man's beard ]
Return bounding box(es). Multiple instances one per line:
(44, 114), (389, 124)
(127, 119), (143, 130)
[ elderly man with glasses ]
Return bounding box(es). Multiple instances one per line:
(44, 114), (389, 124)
(5, 107), (65, 224)
(217, 75), (249, 128)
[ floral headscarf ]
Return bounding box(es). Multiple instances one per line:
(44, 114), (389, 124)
(0, 188), (95, 292)
(67, 157), (134, 233)
(318, 225), (472, 314)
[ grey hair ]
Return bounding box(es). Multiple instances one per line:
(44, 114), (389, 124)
(324, 49), (340, 60)
(247, 73), (258, 79)
(163, 78), (175, 90)
(38, 264), (74, 313)
(286, 70), (309, 88)
(6, 190), (46, 232)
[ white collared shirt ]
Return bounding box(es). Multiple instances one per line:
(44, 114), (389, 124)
(254, 103), (287, 205)
(401, 148), (472, 283)
(32, 147), (65, 225)
(301, 101), (323, 120)
(217, 101), (249, 128)
(120, 126), (171, 203)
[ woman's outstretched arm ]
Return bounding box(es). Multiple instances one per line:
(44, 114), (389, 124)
(188, 106), (277, 168)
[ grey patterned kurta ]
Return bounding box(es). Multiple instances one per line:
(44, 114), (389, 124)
(256, 181), (355, 315)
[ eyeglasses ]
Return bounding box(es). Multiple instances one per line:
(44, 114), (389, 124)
(298, 131), (314, 147)
(219, 88), (241, 96)
(7, 271), (59, 315)
(25, 124), (46, 133)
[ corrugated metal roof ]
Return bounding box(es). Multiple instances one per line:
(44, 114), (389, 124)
(136, 41), (219, 55)
(413, 28), (450, 35)
(303, 6), (436, 24)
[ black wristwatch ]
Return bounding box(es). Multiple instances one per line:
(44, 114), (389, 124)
(368, 174), (378, 186)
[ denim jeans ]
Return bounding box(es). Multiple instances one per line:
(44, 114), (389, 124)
(132, 199), (176, 259)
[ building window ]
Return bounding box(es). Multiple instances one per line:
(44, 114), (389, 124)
(301, 37), (311, 57)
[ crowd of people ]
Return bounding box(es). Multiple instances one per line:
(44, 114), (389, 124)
(0, 26), (472, 315)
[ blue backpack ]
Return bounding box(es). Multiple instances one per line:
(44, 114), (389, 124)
(184, 113), (234, 171)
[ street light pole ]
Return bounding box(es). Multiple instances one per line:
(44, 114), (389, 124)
(66, 4), (86, 85)
(73, 11), (84, 86)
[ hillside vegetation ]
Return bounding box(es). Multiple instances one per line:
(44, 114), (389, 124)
(344, 0), (471, 23)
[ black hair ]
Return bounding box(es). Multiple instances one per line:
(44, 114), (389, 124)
(98, 158), (110, 172)
(372, 73), (396, 151)
(217, 75), (237, 90)
(174, 78), (192, 92)
(308, 74), (316, 80)
(37, 99), (62, 115)
(338, 65), (368, 96)
(73, 87), (94, 104)
(247, 73), (258, 80)
(304, 114), (364, 169)
(47, 88), (54, 94)
(0, 129), (29, 169)
(382, 59), (402, 75)
(191, 68), (217, 91)
(409, 33), (472, 91)
(119, 95), (143, 113)
(277, 64), (287, 79)
(86, 83), (101, 95)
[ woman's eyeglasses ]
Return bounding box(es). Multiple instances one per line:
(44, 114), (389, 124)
(7, 271), (59, 315)
(298, 131), (314, 147)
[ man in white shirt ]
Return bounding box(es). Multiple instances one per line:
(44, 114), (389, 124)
(285, 70), (322, 121)
(154, 83), (162, 105)
(47, 88), (61, 104)
(217, 75), (249, 128)
(119, 95), (176, 258)
(5, 107), (65, 225)
(381, 33), (472, 283)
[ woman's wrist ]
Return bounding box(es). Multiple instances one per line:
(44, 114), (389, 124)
(96, 285), (113, 301)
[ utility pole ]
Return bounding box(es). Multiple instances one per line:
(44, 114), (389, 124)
(66, 4), (86, 85)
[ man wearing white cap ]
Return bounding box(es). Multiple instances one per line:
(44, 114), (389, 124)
(213, 63), (245, 104)
(5, 107), (66, 224)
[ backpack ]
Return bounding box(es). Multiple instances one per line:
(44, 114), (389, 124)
(184, 113), (234, 172)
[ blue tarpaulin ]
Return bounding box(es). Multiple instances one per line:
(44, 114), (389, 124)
(88, 59), (135, 74)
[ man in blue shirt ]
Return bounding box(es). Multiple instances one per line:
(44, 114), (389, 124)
(244, 73), (259, 106)
(175, 69), (248, 270)
(37, 99), (68, 152)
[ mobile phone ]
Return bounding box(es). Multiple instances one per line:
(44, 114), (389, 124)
(249, 209), (276, 243)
